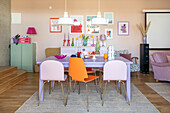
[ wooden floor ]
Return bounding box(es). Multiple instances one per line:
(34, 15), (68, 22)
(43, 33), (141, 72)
(0, 72), (170, 113)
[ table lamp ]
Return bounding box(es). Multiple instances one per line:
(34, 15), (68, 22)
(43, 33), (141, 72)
(100, 34), (106, 47)
(27, 27), (37, 43)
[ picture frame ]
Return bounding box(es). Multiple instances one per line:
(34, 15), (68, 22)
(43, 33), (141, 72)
(86, 15), (100, 34)
(105, 29), (113, 39)
(118, 21), (129, 36)
(50, 18), (62, 33)
(70, 15), (84, 34)
(104, 12), (114, 24)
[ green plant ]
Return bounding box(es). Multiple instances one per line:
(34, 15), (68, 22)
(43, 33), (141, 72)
(15, 34), (20, 39)
(80, 34), (89, 40)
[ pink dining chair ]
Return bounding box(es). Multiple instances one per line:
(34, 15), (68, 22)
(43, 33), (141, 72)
(102, 60), (130, 106)
(38, 60), (68, 106)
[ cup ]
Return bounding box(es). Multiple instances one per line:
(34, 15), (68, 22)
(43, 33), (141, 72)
(104, 53), (108, 59)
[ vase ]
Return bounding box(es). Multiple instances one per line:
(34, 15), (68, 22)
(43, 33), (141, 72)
(83, 39), (87, 46)
(13, 38), (19, 45)
(143, 36), (147, 44)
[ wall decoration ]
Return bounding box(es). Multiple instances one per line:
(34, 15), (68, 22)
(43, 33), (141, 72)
(104, 12), (114, 24)
(69, 15), (84, 34)
(105, 29), (113, 39)
(86, 16), (100, 34)
(50, 18), (62, 33)
(118, 21), (129, 36)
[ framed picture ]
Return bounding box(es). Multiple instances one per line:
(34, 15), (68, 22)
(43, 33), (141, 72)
(105, 29), (113, 39)
(50, 18), (62, 33)
(70, 15), (84, 34)
(86, 15), (100, 34)
(118, 21), (129, 36)
(104, 12), (114, 24)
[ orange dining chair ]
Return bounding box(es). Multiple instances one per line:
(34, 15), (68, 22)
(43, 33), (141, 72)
(38, 60), (68, 106)
(69, 57), (100, 112)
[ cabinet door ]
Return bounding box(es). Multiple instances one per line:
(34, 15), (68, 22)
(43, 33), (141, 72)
(11, 44), (22, 69)
(21, 44), (33, 72)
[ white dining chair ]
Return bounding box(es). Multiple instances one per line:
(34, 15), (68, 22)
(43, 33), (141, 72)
(102, 60), (130, 106)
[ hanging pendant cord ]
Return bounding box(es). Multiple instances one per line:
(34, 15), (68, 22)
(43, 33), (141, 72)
(98, 0), (100, 12)
(65, 0), (67, 12)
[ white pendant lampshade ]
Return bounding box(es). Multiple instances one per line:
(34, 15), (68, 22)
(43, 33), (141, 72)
(91, 0), (107, 25)
(57, 0), (73, 25)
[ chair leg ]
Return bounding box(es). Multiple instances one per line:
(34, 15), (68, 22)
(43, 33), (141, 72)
(69, 76), (72, 91)
(66, 79), (69, 105)
(86, 83), (89, 112)
(102, 81), (107, 106)
(49, 81), (51, 94)
(78, 82), (80, 95)
(52, 81), (55, 91)
(136, 71), (138, 76)
(119, 81), (122, 94)
(61, 82), (66, 106)
(73, 81), (76, 92)
(38, 81), (46, 106)
(122, 81), (130, 105)
(101, 79), (104, 94)
(95, 79), (98, 93)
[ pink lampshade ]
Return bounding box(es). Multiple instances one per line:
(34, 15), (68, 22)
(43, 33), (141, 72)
(100, 34), (106, 41)
(27, 27), (37, 34)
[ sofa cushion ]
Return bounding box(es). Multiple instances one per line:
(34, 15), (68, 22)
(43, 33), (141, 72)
(167, 55), (170, 63)
(120, 53), (132, 61)
(153, 52), (170, 63)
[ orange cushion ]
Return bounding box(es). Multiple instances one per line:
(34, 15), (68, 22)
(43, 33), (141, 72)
(84, 75), (99, 82)
(87, 70), (96, 73)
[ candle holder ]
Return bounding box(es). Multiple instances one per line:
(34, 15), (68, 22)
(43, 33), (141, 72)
(100, 34), (106, 47)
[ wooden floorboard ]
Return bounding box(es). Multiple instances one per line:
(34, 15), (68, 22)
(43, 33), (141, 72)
(0, 72), (170, 113)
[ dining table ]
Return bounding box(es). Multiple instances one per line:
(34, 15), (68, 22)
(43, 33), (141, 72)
(38, 56), (133, 102)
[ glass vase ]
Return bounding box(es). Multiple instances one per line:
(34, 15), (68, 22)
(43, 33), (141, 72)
(143, 36), (147, 44)
(83, 39), (87, 46)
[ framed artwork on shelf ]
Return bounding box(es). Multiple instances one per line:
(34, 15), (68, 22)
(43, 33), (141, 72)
(105, 29), (113, 39)
(118, 21), (129, 36)
(50, 18), (62, 33)
(104, 12), (114, 24)
(70, 15), (84, 34)
(86, 15), (100, 34)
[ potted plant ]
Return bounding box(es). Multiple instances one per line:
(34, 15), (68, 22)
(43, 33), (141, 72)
(80, 34), (89, 46)
(13, 34), (20, 45)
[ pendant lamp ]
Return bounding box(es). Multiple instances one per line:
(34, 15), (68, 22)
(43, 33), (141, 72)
(58, 0), (73, 25)
(91, 0), (107, 25)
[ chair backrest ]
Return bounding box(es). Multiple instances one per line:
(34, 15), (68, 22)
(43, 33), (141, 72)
(40, 60), (65, 81)
(45, 48), (60, 58)
(103, 60), (127, 81)
(69, 57), (88, 82)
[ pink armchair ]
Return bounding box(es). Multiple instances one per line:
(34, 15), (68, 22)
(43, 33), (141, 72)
(150, 52), (170, 82)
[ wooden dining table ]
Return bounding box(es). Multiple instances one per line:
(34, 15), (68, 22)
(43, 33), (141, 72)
(38, 56), (133, 102)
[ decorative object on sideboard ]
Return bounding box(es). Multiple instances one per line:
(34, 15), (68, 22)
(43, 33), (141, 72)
(71, 38), (74, 47)
(13, 34), (20, 45)
(67, 33), (70, 46)
(91, 35), (96, 47)
(50, 18), (62, 33)
(27, 27), (37, 43)
(108, 45), (114, 60)
(57, 0), (73, 25)
(105, 29), (113, 39)
(63, 33), (66, 46)
(95, 36), (100, 54)
(19, 37), (31, 44)
(80, 34), (89, 46)
(100, 34), (106, 47)
(137, 21), (151, 44)
(91, 0), (107, 25)
(76, 37), (79, 47)
(118, 21), (129, 36)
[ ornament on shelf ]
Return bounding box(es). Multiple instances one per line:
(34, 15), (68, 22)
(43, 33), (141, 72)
(91, 35), (96, 47)
(71, 38), (74, 47)
(63, 33), (67, 46)
(76, 37), (79, 47)
(67, 33), (70, 46)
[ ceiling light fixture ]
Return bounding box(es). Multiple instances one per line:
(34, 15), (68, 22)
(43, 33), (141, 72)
(57, 0), (74, 25)
(91, 0), (107, 25)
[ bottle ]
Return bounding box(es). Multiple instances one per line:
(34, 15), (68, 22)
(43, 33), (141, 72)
(95, 36), (100, 54)
(71, 38), (74, 47)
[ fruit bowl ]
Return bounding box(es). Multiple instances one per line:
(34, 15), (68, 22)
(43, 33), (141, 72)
(54, 55), (67, 59)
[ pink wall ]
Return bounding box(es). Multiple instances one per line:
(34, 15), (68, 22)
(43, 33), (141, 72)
(11, 0), (170, 61)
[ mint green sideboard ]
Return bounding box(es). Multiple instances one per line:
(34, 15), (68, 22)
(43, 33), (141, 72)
(11, 43), (36, 72)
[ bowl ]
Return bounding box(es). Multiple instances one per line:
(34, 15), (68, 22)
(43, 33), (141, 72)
(54, 55), (67, 59)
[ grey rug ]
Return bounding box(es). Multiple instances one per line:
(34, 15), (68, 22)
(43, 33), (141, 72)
(15, 83), (159, 113)
(146, 83), (170, 103)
